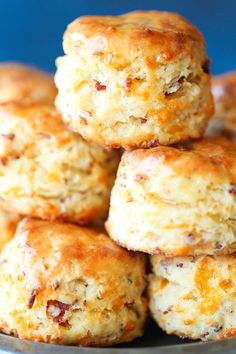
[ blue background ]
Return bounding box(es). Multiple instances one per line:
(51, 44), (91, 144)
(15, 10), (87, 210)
(0, 0), (234, 75)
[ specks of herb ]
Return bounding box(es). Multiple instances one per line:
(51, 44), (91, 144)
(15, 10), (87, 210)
(214, 325), (223, 333)
(176, 263), (183, 268)
(163, 306), (172, 315)
(126, 277), (133, 284)
(202, 331), (209, 339)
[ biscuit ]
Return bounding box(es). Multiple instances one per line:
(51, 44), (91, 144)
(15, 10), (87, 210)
(106, 137), (236, 256)
(207, 71), (236, 139)
(55, 10), (213, 148)
(0, 62), (57, 104)
(0, 218), (147, 345)
(149, 254), (236, 341)
(0, 102), (120, 224)
(0, 206), (20, 250)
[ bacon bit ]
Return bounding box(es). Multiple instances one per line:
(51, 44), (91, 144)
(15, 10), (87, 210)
(124, 321), (135, 332)
(36, 132), (51, 139)
(165, 76), (185, 96)
(126, 277), (133, 284)
(46, 300), (70, 324)
(134, 174), (147, 183)
(187, 233), (194, 240)
(229, 184), (236, 195)
(28, 289), (38, 309)
(215, 242), (223, 250)
(153, 247), (163, 255)
(95, 81), (106, 91)
(123, 78), (132, 90)
(149, 139), (160, 148)
(0, 157), (8, 166)
(125, 299), (135, 307)
(53, 281), (60, 290)
(139, 117), (147, 124)
(202, 331), (209, 339)
(126, 195), (134, 202)
(59, 320), (70, 328)
(172, 141), (194, 151)
(1, 133), (15, 140)
(93, 51), (104, 56)
(80, 117), (88, 125)
(214, 325), (223, 333)
(143, 27), (153, 34)
(202, 59), (211, 74)
(163, 307), (172, 315)
(0, 260), (7, 267)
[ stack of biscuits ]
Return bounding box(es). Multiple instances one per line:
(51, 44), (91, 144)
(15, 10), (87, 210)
(0, 10), (236, 346)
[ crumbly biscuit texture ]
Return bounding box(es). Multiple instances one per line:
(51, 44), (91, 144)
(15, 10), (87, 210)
(0, 206), (20, 250)
(106, 137), (236, 256)
(149, 254), (236, 341)
(55, 11), (213, 148)
(0, 102), (120, 224)
(0, 218), (147, 345)
(207, 72), (236, 138)
(0, 62), (57, 104)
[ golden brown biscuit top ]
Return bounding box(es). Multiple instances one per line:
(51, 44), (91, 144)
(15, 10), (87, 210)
(0, 101), (69, 135)
(212, 71), (236, 108)
(64, 11), (206, 61)
(0, 62), (57, 104)
(15, 218), (144, 279)
(123, 137), (236, 180)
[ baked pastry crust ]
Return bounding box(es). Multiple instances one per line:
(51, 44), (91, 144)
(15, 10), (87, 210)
(106, 137), (236, 256)
(0, 102), (120, 224)
(0, 62), (57, 104)
(0, 218), (147, 345)
(55, 11), (213, 148)
(149, 254), (236, 341)
(0, 206), (20, 250)
(207, 71), (236, 138)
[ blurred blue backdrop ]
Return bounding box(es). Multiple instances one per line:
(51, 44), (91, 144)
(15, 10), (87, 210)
(0, 0), (234, 75)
